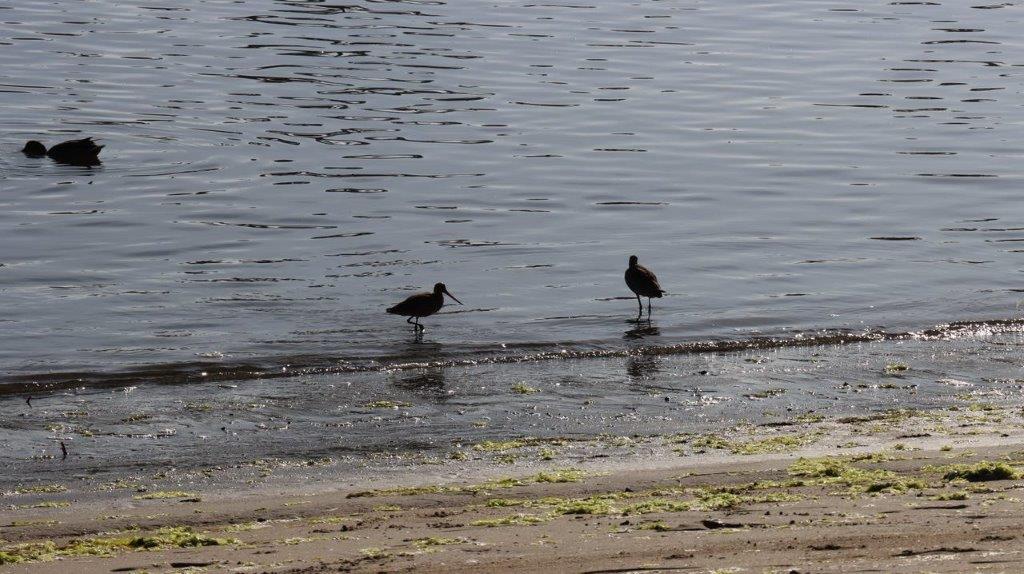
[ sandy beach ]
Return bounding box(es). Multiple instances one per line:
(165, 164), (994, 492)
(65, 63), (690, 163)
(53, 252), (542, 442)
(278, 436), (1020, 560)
(3, 404), (1024, 573)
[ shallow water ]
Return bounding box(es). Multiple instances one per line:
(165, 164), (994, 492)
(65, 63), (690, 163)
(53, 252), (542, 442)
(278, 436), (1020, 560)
(4, 330), (1024, 487)
(3, 0), (1024, 479)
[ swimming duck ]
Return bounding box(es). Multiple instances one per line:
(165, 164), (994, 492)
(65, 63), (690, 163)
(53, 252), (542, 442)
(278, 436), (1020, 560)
(23, 137), (104, 166)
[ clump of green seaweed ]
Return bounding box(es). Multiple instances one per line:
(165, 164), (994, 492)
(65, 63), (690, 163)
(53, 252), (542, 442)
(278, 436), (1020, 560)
(347, 468), (587, 498)
(470, 514), (550, 527)
(684, 431), (821, 455)
(938, 461), (1020, 482)
(12, 484), (66, 495)
(511, 383), (539, 394)
(412, 536), (467, 549)
(0, 526), (236, 565)
(133, 490), (200, 501)
(789, 456), (925, 494)
(479, 485), (800, 521)
(363, 400), (411, 409)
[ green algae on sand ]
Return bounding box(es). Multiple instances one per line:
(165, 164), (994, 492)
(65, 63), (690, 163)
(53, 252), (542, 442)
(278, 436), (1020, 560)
(937, 461), (1021, 482)
(788, 456), (926, 494)
(133, 490), (200, 501)
(347, 468), (587, 498)
(0, 526), (236, 565)
(13, 484), (66, 495)
(684, 431), (822, 455)
(471, 513), (550, 527)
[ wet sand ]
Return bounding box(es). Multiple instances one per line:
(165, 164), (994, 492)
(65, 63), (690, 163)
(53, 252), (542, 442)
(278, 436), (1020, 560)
(3, 405), (1024, 573)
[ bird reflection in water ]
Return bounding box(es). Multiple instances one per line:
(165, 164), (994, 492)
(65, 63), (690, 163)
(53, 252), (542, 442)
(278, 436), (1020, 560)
(393, 368), (447, 399)
(626, 354), (661, 383)
(396, 339), (445, 362)
(624, 322), (660, 340)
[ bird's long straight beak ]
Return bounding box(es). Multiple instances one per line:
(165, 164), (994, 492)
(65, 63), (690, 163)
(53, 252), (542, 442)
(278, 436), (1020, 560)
(443, 288), (463, 305)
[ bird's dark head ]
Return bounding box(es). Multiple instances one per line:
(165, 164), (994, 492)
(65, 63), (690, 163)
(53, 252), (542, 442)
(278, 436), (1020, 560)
(435, 282), (463, 305)
(22, 141), (46, 156)
(628, 255), (638, 267)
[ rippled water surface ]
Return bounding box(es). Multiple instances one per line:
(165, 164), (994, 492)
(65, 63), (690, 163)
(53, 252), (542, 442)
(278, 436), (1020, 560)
(2, 0), (1024, 383)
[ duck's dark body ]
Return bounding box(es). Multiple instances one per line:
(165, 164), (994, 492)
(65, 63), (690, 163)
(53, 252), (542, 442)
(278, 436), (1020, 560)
(387, 282), (462, 332)
(23, 137), (104, 166)
(625, 255), (665, 318)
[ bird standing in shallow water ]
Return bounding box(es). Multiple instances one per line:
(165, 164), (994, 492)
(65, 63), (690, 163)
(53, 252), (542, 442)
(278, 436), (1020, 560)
(387, 283), (463, 332)
(624, 255), (665, 319)
(22, 137), (104, 166)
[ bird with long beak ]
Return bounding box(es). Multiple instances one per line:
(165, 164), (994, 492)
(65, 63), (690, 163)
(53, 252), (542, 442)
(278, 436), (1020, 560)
(624, 255), (665, 319)
(387, 282), (463, 332)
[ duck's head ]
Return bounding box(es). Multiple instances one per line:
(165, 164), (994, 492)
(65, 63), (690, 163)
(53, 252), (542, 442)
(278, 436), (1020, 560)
(628, 255), (639, 267)
(22, 141), (46, 157)
(434, 282), (463, 305)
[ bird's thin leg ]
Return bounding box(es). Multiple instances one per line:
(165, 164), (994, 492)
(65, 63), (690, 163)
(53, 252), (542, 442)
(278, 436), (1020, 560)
(647, 297), (652, 317)
(636, 294), (643, 318)
(407, 316), (423, 332)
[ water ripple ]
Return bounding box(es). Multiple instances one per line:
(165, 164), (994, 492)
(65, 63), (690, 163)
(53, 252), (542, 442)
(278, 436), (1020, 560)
(2, 0), (1024, 383)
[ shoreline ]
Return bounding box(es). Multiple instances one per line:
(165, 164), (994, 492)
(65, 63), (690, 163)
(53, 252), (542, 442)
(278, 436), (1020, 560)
(5, 316), (1021, 397)
(3, 404), (1024, 572)
(8, 329), (1024, 494)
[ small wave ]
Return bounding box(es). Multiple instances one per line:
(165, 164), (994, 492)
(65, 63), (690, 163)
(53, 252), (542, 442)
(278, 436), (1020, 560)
(4, 318), (1023, 398)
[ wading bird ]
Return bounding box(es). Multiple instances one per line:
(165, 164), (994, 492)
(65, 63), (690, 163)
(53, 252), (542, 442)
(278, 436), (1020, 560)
(624, 255), (665, 319)
(387, 283), (463, 332)
(22, 137), (104, 166)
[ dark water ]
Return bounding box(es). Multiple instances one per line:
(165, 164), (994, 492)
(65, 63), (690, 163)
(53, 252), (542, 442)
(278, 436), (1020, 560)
(3, 0), (1024, 479)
